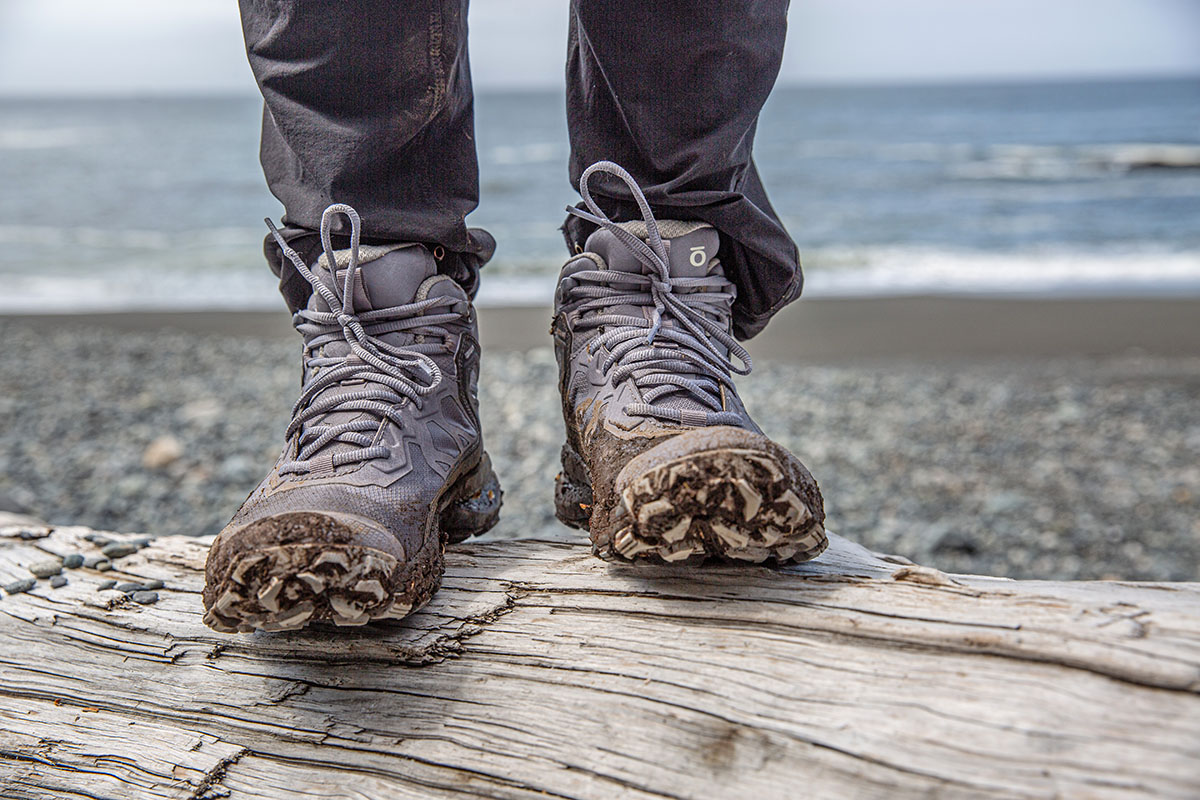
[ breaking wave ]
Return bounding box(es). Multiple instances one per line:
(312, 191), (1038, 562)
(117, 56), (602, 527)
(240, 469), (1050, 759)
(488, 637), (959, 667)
(3, 246), (1197, 314)
(791, 139), (1200, 180)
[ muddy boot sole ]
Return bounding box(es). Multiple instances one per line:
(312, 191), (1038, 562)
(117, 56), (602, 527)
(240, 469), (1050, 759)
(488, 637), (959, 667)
(203, 538), (423, 633)
(203, 454), (502, 633)
(556, 427), (826, 565)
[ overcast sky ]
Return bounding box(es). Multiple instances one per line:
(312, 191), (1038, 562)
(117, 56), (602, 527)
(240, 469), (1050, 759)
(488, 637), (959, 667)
(0, 0), (1198, 95)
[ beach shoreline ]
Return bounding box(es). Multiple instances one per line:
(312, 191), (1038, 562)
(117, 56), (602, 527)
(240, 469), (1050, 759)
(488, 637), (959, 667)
(6, 295), (1200, 361)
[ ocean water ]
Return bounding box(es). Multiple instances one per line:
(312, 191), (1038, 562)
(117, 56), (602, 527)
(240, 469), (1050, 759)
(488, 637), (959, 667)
(1, 78), (1198, 312)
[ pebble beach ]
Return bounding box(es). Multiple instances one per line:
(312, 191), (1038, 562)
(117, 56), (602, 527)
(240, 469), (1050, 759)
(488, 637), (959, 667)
(1, 315), (1197, 582)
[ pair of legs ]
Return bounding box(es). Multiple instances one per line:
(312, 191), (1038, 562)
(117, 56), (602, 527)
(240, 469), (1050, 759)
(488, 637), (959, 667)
(240, 0), (803, 338)
(202, 0), (826, 633)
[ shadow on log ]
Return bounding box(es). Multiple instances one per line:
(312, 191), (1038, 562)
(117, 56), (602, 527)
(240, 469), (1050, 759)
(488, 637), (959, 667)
(1, 514), (1198, 799)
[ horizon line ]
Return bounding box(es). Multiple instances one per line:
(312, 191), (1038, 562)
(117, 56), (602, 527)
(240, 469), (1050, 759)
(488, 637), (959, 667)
(0, 71), (1197, 101)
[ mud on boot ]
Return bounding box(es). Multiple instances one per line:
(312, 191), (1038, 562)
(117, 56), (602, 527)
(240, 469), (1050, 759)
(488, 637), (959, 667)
(203, 205), (502, 633)
(552, 162), (826, 565)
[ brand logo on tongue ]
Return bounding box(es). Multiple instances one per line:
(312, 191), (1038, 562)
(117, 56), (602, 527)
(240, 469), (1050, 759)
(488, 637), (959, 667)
(689, 246), (707, 268)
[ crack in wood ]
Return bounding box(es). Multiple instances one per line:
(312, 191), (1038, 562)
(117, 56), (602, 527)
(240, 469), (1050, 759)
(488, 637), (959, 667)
(187, 747), (248, 800)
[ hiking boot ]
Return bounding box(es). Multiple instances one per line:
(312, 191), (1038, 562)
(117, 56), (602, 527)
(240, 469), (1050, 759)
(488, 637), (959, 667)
(203, 204), (501, 633)
(552, 162), (826, 564)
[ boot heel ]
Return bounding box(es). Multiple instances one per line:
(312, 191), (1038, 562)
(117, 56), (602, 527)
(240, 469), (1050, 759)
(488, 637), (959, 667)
(554, 444), (593, 529)
(441, 451), (503, 543)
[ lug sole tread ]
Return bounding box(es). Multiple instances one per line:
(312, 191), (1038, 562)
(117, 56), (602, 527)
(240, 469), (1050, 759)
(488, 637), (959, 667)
(558, 447), (826, 565)
(203, 542), (420, 633)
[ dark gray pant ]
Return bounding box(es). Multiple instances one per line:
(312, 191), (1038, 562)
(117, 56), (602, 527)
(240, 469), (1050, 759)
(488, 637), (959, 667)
(240, 0), (800, 339)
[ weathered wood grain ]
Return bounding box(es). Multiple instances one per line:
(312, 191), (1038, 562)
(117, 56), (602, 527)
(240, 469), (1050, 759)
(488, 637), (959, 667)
(1, 515), (1198, 799)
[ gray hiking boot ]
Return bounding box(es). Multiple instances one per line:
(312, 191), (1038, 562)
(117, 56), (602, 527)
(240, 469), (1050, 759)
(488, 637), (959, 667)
(203, 204), (501, 633)
(552, 162), (826, 564)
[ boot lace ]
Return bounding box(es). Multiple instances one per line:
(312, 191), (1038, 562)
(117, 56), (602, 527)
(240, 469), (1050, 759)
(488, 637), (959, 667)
(564, 161), (752, 427)
(267, 204), (465, 475)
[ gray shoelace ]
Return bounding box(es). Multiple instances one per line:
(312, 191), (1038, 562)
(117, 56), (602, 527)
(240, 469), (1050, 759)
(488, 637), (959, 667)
(267, 204), (465, 475)
(565, 161), (753, 427)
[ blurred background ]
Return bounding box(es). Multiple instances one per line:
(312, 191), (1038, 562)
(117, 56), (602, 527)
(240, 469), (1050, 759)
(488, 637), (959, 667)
(1, 0), (1197, 580)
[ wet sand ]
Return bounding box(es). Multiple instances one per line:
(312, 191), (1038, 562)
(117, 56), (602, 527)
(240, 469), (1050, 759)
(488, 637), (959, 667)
(7, 295), (1200, 361)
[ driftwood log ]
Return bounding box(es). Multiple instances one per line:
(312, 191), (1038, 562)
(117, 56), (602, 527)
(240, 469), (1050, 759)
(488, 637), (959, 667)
(1, 514), (1198, 799)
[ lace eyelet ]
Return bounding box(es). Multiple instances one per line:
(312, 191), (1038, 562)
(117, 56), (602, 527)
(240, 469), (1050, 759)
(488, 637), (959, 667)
(432, 245), (446, 261)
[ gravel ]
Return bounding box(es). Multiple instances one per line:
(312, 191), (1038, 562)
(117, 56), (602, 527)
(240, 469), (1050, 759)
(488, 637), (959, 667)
(1, 319), (1197, 581)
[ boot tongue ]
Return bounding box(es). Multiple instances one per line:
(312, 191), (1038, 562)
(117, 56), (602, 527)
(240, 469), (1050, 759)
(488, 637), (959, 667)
(583, 222), (721, 279)
(663, 226), (721, 280)
(305, 244), (441, 356)
(310, 244), (438, 314)
(581, 222), (724, 322)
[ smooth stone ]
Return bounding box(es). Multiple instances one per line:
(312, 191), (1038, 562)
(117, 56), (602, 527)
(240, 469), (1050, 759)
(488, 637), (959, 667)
(97, 579), (117, 591)
(82, 555), (107, 569)
(140, 579), (164, 591)
(132, 590), (159, 605)
(116, 582), (142, 594)
(28, 560), (62, 578)
(50, 575), (68, 588)
(101, 542), (138, 559)
(4, 578), (36, 595)
(142, 435), (183, 470)
(95, 561), (112, 572)
(62, 553), (85, 569)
